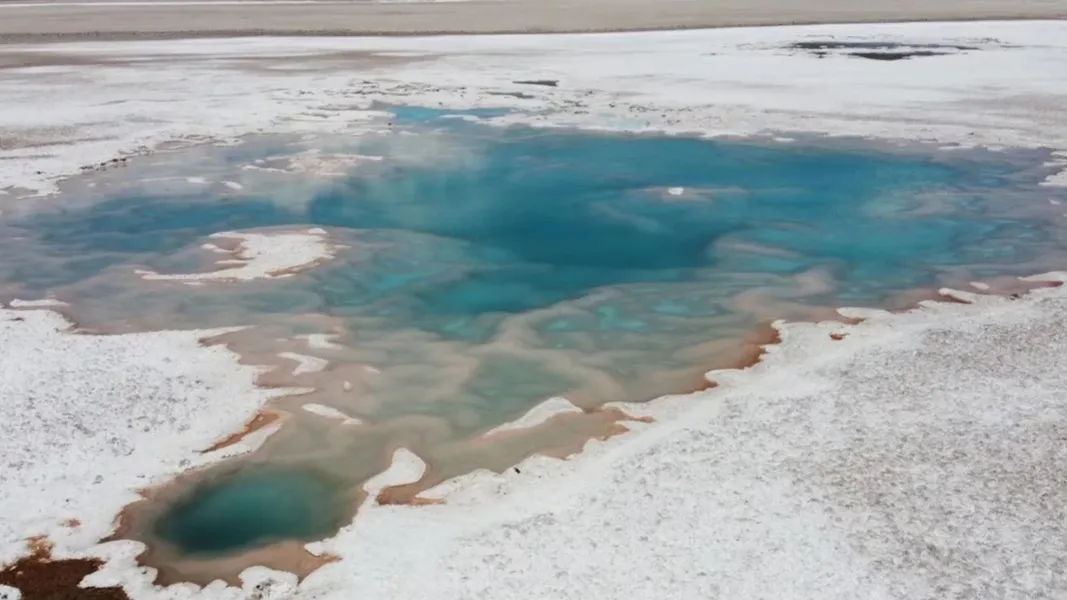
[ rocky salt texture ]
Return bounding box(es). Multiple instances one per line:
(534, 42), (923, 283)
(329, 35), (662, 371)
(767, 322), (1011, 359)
(136, 228), (339, 283)
(0, 308), (284, 578)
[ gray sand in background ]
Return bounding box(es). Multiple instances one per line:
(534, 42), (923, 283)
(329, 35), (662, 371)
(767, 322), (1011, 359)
(0, 0), (1065, 42)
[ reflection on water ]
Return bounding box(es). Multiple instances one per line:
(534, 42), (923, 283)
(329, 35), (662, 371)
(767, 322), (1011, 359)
(3, 110), (1066, 581)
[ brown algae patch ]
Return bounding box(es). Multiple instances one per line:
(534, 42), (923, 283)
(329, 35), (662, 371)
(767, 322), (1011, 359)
(201, 410), (283, 454)
(0, 539), (129, 600)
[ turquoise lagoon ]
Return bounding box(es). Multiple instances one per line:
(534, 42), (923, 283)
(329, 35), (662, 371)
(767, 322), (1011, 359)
(3, 109), (1065, 562)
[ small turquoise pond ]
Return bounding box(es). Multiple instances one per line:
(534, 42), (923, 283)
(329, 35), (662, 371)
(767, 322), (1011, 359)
(2, 107), (1065, 557)
(154, 467), (347, 555)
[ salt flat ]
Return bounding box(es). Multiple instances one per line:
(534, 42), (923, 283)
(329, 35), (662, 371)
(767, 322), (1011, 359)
(2, 21), (1067, 196)
(1, 19), (1066, 600)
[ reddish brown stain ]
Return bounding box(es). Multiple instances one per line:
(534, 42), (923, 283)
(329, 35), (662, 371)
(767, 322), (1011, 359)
(201, 410), (280, 453)
(63, 519), (81, 529)
(690, 323), (783, 392)
(0, 539), (129, 600)
(830, 332), (847, 341)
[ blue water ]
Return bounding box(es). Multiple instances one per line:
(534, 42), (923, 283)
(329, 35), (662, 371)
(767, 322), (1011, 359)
(4, 117), (1064, 407)
(9, 123), (1052, 328)
(1, 115), (1062, 419)
(386, 104), (513, 124)
(5, 113), (1067, 559)
(154, 467), (347, 555)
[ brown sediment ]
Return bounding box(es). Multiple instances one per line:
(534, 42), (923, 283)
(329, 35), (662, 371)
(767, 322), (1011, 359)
(0, 538), (129, 600)
(830, 332), (847, 341)
(200, 410), (281, 453)
(688, 322), (783, 392)
(722, 323), (783, 371)
(376, 490), (445, 507)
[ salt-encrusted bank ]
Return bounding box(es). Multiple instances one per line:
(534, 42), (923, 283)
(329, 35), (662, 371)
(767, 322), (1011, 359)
(294, 278), (1067, 600)
(0, 308), (286, 573)
(6, 276), (1067, 599)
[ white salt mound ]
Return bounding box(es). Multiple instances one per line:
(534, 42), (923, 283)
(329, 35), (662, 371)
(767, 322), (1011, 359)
(137, 228), (339, 283)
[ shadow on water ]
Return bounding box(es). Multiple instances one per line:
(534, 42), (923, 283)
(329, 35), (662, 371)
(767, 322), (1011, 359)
(3, 107), (1067, 584)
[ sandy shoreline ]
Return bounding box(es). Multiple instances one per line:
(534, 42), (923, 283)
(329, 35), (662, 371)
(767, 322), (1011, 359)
(0, 0), (1065, 41)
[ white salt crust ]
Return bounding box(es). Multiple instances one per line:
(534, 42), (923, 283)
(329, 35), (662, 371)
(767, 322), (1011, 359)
(277, 352), (328, 376)
(135, 229), (339, 283)
(7, 298), (67, 308)
(300, 403), (363, 425)
(482, 397), (582, 437)
(0, 308), (287, 571)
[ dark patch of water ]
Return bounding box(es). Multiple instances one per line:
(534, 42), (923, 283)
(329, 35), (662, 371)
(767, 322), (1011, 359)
(790, 40), (982, 61)
(153, 467), (349, 556)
